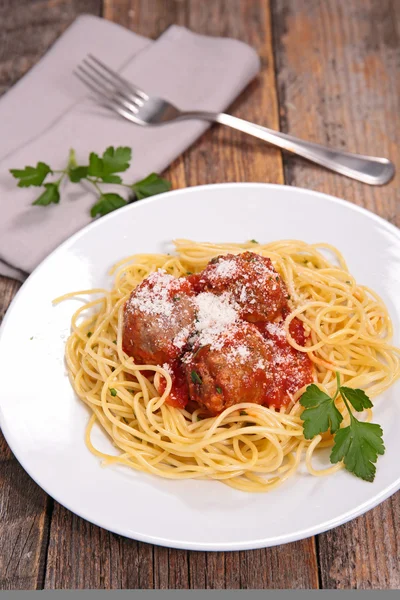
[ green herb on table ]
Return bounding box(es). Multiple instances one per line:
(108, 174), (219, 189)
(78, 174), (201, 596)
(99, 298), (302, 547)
(300, 373), (384, 482)
(10, 147), (171, 218)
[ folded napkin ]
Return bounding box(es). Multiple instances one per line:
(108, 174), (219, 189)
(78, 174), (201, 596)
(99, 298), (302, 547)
(0, 15), (260, 281)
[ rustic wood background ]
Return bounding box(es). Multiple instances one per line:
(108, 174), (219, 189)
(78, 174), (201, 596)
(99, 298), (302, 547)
(0, 0), (399, 590)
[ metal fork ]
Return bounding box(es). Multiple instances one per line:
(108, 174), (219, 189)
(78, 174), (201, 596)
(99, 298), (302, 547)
(75, 55), (394, 186)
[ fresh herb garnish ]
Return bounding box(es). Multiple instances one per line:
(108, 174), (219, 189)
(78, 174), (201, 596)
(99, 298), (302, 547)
(173, 295), (181, 302)
(10, 147), (171, 218)
(87, 331), (92, 338)
(186, 271), (193, 275)
(113, 340), (117, 344)
(191, 371), (203, 385)
(10, 162), (51, 187)
(216, 386), (223, 394)
(109, 388), (117, 397)
(240, 410), (247, 416)
(250, 239), (259, 244)
(300, 373), (384, 482)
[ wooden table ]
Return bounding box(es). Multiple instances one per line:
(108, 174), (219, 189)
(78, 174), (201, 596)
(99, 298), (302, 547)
(1, 0), (399, 590)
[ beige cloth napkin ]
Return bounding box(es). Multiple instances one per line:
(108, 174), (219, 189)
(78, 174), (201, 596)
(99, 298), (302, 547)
(0, 15), (260, 281)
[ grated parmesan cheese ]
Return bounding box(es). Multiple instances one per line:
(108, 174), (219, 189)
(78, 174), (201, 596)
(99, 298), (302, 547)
(173, 326), (191, 350)
(192, 292), (239, 350)
(126, 270), (176, 319)
(214, 259), (238, 278)
(264, 322), (286, 338)
(162, 362), (173, 375)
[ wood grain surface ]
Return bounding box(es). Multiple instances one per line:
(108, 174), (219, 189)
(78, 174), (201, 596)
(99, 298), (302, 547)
(0, 0), (399, 590)
(271, 0), (400, 589)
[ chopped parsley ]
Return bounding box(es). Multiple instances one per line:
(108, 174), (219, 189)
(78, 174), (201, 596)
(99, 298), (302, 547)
(250, 239), (259, 244)
(109, 388), (117, 397)
(87, 331), (92, 338)
(191, 371), (203, 385)
(216, 386), (223, 394)
(240, 411), (247, 416)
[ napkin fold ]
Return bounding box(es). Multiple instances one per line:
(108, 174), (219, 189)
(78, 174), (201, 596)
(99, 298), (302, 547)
(0, 15), (260, 281)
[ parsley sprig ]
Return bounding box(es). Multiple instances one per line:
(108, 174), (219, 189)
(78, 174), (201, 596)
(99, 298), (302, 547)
(300, 373), (385, 482)
(10, 147), (171, 217)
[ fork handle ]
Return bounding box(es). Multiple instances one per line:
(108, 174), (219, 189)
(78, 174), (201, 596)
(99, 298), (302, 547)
(180, 111), (394, 186)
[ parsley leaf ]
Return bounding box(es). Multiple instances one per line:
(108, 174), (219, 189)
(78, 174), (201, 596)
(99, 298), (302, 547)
(100, 174), (123, 184)
(11, 147), (171, 218)
(32, 183), (60, 206)
(300, 384), (343, 439)
(69, 166), (88, 182)
(10, 162), (51, 187)
(109, 388), (117, 397)
(90, 193), (127, 217)
(300, 375), (385, 482)
(330, 420), (385, 482)
(102, 146), (131, 174)
(131, 173), (171, 200)
(88, 147), (131, 181)
(340, 386), (373, 412)
(88, 152), (103, 177)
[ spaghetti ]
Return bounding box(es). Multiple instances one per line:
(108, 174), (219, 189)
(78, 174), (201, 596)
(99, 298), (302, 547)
(56, 240), (400, 492)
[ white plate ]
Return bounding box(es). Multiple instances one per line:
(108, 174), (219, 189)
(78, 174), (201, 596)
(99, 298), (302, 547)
(1, 183), (400, 551)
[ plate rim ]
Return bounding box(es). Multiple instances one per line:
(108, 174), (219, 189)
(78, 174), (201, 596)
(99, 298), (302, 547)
(1, 182), (400, 550)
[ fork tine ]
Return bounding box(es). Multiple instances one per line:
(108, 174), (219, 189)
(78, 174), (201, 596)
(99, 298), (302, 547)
(81, 58), (143, 108)
(76, 64), (142, 111)
(86, 54), (149, 101)
(74, 67), (140, 117)
(80, 60), (145, 107)
(75, 67), (111, 100)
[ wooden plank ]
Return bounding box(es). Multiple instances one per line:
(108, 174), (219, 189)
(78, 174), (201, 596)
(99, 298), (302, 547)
(0, 275), (50, 591)
(44, 0), (319, 590)
(0, 0), (102, 95)
(271, 0), (400, 589)
(0, 0), (102, 591)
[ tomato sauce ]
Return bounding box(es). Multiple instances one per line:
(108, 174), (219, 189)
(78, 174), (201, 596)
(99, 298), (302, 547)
(158, 361), (189, 409)
(256, 317), (314, 408)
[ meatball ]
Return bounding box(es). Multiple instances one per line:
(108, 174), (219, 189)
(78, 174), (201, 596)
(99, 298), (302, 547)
(122, 270), (196, 365)
(183, 322), (275, 415)
(197, 252), (289, 323)
(257, 318), (314, 407)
